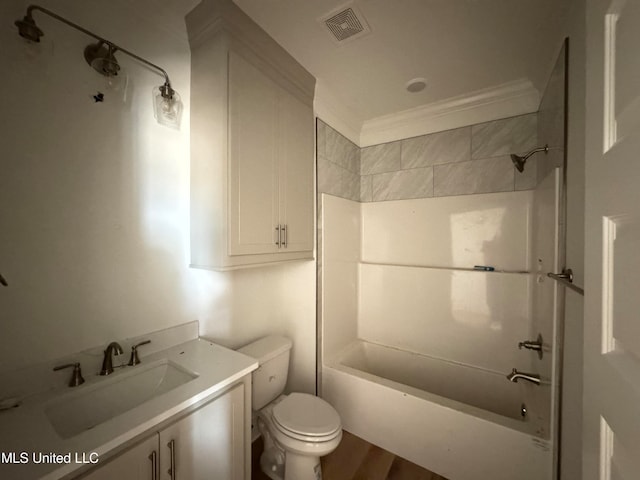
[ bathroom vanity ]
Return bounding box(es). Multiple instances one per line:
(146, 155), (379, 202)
(0, 330), (258, 480)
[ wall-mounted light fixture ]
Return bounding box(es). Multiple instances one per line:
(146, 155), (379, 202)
(15, 5), (183, 129)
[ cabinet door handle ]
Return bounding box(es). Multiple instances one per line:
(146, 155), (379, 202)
(167, 439), (176, 479)
(282, 225), (287, 248)
(148, 450), (157, 480)
(275, 225), (281, 247)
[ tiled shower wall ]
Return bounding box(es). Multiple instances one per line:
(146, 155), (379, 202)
(317, 113), (539, 202)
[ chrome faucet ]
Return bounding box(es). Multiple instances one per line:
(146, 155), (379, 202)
(507, 368), (541, 385)
(100, 342), (124, 375)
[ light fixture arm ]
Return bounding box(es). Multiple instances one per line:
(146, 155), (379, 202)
(24, 5), (174, 96)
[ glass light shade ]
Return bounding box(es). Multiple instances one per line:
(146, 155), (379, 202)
(153, 86), (183, 130)
(90, 57), (126, 93)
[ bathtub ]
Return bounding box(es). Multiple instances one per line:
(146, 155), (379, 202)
(322, 340), (552, 480)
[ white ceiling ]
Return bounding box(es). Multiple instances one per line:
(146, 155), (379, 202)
(232, 0), (570, 128)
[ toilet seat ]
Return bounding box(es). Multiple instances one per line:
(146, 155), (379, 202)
(272, 393), (341, 441)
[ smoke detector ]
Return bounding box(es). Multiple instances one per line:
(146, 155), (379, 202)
(319, 3), (371, 45)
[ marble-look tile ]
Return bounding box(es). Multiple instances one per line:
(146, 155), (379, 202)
(325, 124), (360, 173)
(318, 159), (360, 201)
(317, 120), (327, 159)
(433, 156), (514, 197)
(360, 175), (373, 202)
(361, 141), (401, 175)
(471, 114), (538, 159)
(371, 167), (433, 201)
(401, 127), (470, 169)
(515, 157), (537, 190)
(344, 169), (360, 202)
(318, 160), (344, 197)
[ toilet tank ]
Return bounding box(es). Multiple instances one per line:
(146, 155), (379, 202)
(237, 335), (293, 410)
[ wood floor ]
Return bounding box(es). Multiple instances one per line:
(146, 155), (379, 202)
(252, 431), (448, 480)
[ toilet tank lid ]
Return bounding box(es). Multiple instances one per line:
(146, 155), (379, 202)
(237, 335), (292, 365)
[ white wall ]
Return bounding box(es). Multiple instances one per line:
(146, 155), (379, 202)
(0, 0), (315, 394)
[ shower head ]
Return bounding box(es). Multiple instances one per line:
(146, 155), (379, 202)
(15, 14), (44, 42)
(510, 153), (527, 173)
(510, 145), (549, 173)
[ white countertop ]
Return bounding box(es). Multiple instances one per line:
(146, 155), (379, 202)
(0, 338), (258, 480)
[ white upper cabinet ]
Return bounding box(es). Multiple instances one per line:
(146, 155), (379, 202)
(187, 0), (316, 270)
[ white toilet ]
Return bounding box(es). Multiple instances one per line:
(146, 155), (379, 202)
(238, 335), (342, 480)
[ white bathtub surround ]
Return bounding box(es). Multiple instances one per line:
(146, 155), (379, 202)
(319, 184), (557, 478)
(358, 264), (532, 374)
(320, 195), (361, 363)
(323, 347), (552, 480)
(361, 191), (533, 271)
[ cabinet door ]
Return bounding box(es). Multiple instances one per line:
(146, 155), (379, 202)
(228, 51), (280, 256)
(79, 434), (158, 480)
(278, 88), (315, 253)
(159, 384), (245, 480)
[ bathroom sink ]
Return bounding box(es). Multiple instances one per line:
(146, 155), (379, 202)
(45, 360), (198, 439)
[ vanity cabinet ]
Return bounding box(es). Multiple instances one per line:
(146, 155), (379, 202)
(78, 435), (157, 480)
(187, 0), (316, 270)
(79, 384), (245, 480)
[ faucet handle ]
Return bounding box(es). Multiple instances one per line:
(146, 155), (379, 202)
(128, 340), (151, 366)
(53, 362), (85, 387)
(517, 334), (544, 359)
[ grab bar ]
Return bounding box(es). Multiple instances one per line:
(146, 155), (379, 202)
(547, 268), (584, 296)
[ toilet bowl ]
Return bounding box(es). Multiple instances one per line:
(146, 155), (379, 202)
(259, 393), (342, 480)
(238, 336), (343, 480)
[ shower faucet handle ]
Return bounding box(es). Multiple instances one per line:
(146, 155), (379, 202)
(517, 334), (544, 359)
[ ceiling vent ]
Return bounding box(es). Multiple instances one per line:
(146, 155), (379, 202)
(319, 4), (371, 45)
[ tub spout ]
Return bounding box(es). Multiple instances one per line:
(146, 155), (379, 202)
(507, 368), (541, 385)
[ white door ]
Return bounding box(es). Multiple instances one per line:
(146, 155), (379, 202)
(79, 434), (158, 480)
(159, 384), (245, 480)
(583, 0), (640, 478)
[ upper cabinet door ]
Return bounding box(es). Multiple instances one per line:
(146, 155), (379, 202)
(278, 88), (314, 253)
(228, 51), (280, 256)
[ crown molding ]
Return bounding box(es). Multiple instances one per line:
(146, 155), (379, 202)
(359, 79), (540, 147)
